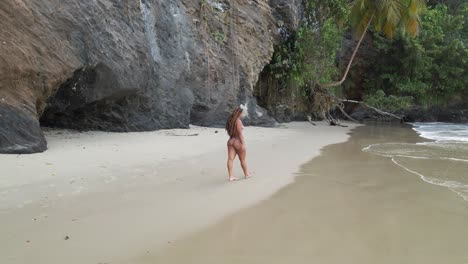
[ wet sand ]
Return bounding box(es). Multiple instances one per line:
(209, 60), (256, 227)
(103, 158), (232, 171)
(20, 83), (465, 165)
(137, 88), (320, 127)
(146, 123), (468, 264)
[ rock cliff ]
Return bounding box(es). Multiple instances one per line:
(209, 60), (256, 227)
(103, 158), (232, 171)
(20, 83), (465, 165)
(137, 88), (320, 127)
(0, 0), (301, 153)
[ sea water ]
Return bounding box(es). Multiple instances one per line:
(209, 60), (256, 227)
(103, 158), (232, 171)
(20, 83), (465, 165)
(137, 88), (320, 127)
(364, 122), (468, 202)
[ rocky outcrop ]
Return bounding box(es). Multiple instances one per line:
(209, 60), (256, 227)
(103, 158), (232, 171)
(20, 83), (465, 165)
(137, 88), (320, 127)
(350, 102), (468, 123)
(0, 0), (302, 153)
(254, 67), (310, 123)
(401, 103), (468, 123)
(0, 102), (47, 153)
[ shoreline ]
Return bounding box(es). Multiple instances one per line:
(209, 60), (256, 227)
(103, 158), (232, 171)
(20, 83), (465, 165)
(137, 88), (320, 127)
(147, 123), (468, 264)
(0, 122), (357, 264)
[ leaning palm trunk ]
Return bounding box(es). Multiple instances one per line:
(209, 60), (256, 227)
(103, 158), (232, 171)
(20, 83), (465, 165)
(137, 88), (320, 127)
(321, 13), (374, 88)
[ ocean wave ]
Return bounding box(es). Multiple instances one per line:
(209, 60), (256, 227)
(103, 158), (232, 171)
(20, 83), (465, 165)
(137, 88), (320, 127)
(391, 158), (468, 202)
(411, 122), (468, 142)
(362, 122), (468, 202)
(362, 142), (468, 161)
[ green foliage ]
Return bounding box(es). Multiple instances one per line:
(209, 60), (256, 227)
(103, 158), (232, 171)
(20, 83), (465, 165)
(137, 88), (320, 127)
(363, 4), (468, 108)
(364, 90), (413, 111)
(293, 18), (343, 85)
(266, 0), (349, 97)
(427, 0), (465, 12)
(259, 0), (466, 114)
(319, 0), (425, 90)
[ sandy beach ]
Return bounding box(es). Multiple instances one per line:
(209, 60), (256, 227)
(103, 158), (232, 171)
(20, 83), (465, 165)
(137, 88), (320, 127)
(148, 123), (468, 264)
(0, 122), (356, 264)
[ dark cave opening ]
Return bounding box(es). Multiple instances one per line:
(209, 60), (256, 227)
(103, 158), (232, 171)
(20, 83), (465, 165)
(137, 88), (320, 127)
(39, 64), (137, 131)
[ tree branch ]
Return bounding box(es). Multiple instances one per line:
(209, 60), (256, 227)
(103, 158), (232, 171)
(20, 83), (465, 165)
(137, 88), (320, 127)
(337, 99), (403, 121)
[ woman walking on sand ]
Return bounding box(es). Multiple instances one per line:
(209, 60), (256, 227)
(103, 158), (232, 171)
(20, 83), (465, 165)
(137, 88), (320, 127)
(225, 107), (250, 181)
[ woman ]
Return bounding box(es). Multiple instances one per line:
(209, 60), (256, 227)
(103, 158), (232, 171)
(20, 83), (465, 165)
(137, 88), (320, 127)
(225, 107), (250, 181)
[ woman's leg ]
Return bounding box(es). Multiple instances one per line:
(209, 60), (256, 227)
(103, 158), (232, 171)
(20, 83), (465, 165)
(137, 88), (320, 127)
(227, 141), (238, 181)
(236, 142), (250, 178)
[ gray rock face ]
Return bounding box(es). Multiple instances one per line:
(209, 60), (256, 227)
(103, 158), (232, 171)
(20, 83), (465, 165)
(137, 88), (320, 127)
(0, 103), (47, 154)
(0, 0), (302, 153)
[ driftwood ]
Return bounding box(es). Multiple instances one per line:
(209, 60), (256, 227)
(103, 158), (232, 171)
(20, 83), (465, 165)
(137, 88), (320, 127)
(337, 99), (403, 120)
(336, 102), (359, 122)
(312, 88), (349, 127)
(306, 116), (317, 126)
(311, 85), (403, 126)
(167, 133), (199, 137)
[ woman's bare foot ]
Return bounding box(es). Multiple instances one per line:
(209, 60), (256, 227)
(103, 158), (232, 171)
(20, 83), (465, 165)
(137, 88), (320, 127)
(229, 176), (239, 181)
(244, 172), (252, 179)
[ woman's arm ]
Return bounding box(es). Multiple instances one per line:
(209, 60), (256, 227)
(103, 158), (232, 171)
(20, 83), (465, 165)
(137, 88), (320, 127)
(236, 119), (245, 144)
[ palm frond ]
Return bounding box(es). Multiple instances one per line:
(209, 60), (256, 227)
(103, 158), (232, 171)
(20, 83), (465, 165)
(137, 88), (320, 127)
(402, 0), (425, 36)
(351, 0), (374, 37)
(375, 16), (382, 32)
(351, 0), (425, 39)
(383, 21), (396, 38)
(386, 0), (403, 25)
(380, 0), (403, 38)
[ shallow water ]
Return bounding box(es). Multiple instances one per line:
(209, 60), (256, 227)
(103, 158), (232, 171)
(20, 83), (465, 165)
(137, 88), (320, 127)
(147, 123), (468, 264)
(364, 123), (468, 202)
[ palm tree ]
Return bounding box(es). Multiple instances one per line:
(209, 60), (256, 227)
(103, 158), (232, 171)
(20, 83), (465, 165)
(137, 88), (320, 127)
(321, 0), (426, 88)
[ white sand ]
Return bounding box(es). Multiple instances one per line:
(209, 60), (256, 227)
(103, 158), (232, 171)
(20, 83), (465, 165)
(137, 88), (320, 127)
(0, 122), (356, 264)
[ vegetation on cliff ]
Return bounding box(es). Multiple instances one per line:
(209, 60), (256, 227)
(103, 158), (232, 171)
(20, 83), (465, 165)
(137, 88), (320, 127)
(359, 4), (467, 109)
(255, 0), (467, 120)
(254, 0), (349, 121)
